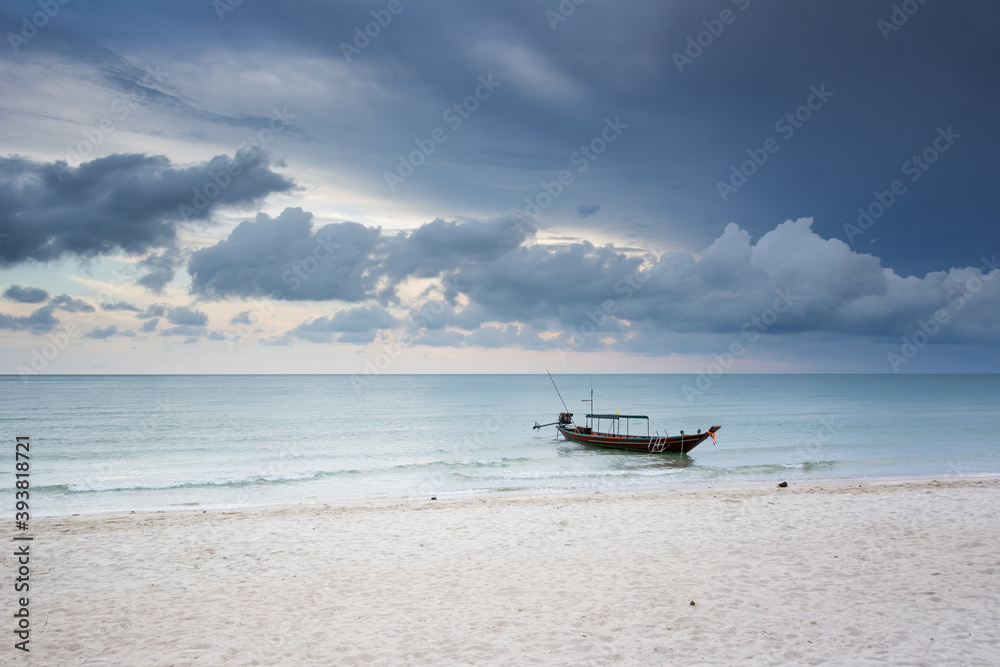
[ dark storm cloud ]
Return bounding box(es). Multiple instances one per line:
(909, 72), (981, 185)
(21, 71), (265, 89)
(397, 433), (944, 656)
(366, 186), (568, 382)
(148, 0), (994, 276)
(0, 152), (293, 266)
(5, 1), (996, 277)
(188, 208), (382, 302)
(443, 240), (643, 327)
(3, 285), (49, 303)
(320, 305), (398, 332)
(382, 216), (531, 279)
(166, 306), (208, 327)
(0, 304), (59, 333)
(137, 248), (186, 293)
(406, 300), (490, 332)
(290, 305), (398, 343)
(49, 294), (96, 313)
(188, 209), (536, 303)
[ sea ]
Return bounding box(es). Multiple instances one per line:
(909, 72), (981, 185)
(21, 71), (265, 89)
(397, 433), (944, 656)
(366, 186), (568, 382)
(2, 374), (998, 517)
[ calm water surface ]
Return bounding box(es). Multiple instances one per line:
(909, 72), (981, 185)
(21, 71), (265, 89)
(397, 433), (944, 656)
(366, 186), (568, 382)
(2, 374), (998, 515)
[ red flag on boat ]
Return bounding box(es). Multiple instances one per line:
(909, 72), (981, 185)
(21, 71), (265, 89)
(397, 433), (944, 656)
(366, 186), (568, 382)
(710, 431), (716, 445)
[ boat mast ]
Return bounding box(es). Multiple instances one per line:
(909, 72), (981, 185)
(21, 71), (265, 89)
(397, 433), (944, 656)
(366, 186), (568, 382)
(588, 375), (597, 427)
(582, 375), (594, 429)
(546, 370), (570, 415)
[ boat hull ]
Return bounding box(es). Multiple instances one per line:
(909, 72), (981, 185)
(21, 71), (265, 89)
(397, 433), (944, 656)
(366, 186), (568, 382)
(556, 425), (719, 454)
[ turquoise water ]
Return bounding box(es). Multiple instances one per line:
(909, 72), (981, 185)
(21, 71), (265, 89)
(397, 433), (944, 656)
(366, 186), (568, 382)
(2, 374), (998, 516)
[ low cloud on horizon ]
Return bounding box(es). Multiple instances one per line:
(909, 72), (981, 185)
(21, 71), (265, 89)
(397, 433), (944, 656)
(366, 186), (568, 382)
(2, 194), (996, 365)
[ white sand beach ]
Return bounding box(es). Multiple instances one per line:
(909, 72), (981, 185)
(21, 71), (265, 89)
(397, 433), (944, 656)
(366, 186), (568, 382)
(11, 478), (1000, 665)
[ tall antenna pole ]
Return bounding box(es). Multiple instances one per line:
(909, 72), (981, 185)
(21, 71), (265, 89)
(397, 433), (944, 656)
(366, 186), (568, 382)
(546, 369), (570, 413)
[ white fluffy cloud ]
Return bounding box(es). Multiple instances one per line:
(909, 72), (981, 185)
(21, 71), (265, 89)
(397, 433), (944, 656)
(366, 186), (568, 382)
(427, 217), (1000, 351)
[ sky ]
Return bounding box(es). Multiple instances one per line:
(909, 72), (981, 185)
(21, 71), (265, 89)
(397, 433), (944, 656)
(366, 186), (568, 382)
(0, 0), (998, 374)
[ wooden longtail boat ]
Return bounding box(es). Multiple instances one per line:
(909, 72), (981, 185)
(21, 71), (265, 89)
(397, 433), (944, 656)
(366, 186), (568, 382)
(533, 372), (720, 454)
(554, 413), (720, 454)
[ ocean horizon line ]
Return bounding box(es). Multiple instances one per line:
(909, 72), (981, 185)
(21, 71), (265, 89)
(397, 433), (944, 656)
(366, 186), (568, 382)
(4, 371), (999, 377)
